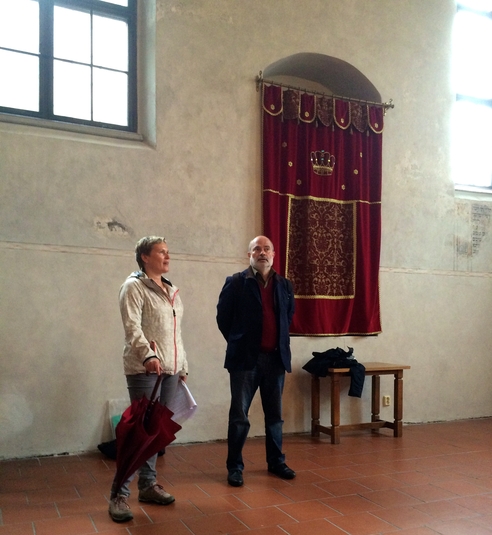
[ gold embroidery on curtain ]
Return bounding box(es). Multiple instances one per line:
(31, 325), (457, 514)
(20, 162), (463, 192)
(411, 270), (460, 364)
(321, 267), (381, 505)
(283, 90), (299, 121)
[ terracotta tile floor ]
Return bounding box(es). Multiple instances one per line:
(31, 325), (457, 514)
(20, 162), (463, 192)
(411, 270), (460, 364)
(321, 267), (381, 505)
(1, 419), (492, 534)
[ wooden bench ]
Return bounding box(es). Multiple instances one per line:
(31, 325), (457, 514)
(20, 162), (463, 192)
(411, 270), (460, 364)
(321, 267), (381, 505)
(310, 361), (411, 444)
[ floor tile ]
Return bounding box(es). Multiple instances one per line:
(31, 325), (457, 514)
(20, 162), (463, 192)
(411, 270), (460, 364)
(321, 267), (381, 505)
(361, 488), (423, 508)
(317, 478), (373, 496)
(276, 482), (333, 501)
(232, 505), (296, 529)
(33, 514), (96, 535)
(280, 517), (349, 534)
(413, 499), (477, 521)
(236, 488), (293, 508)
(398, 484), (459, 502)
(371, 505), (435, 530)
(352, 473), (406, 491)
(449, 494), (492, 514)
(328, 511), (397, 534)
(0, 524), (35, 535)
(277, 499), (342, 521)
(321, 494), (384, 514)
(129, 518), (197, 535)
(0, 503), (59, 524)
(426, 518), (492, 534)
(181, 511), (248, 535)
(432, 478), (491, 497)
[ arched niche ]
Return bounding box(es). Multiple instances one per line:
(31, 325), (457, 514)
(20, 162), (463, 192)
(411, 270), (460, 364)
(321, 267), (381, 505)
(262, 52), (381, 103)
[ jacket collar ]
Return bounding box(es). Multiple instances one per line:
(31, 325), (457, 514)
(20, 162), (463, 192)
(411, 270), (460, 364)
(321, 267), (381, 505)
(130, 270), (173, 290)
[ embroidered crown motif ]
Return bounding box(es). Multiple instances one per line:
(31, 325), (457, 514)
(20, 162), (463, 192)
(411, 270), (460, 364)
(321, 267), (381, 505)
(310, 150), (335, 176)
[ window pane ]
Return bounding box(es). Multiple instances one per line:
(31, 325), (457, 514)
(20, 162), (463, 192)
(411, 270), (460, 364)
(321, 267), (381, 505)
(0, 0), (39, 53)
(452, 11), (492, 98)
(53, 60), (91, 120)
(93, 15), (128, 71)
(54, 6), (91, 64)
(93, 67), (128, 125)
(0, 50), (39, 111)
(96, 0), (128, 6)
(458, 0), (492, 11)
(451, 101), (492, 187)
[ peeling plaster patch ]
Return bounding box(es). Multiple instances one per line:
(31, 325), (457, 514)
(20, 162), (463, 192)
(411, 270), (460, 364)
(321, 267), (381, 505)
(455, 201), (469, 218)
(95, 218), (131, 236)
(455, 201), (471, 259)
(455, 237), (471, 257)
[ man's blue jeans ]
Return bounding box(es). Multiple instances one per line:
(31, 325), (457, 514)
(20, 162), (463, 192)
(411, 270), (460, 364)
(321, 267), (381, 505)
(227, 353), (286, 472)
(110, 373), (179, 498)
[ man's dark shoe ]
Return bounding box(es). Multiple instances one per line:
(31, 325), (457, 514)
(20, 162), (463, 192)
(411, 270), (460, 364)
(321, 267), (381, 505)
(227, 470), (243, 487)
(268, 463), (296, 480)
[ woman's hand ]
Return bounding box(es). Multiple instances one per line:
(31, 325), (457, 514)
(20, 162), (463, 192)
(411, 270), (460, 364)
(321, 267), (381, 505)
(144, 357), (163, 376)
(146, 340), (163, 375)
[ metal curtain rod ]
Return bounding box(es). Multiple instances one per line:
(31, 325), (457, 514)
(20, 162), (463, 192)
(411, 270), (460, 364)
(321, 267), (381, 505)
(256, 71), (394, 113)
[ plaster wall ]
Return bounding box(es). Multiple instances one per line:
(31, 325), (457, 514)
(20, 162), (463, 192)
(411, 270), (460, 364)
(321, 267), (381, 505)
(1, 0), (491, 459)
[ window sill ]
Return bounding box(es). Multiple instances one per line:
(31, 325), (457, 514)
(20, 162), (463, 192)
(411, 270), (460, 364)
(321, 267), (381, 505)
(454, 184), (492, 201)
(0, 113), (150, 148)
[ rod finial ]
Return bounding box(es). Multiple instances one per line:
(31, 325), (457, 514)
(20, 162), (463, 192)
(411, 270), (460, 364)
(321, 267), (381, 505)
(383, 98), (394, 115)
(256, 71), (263, 92)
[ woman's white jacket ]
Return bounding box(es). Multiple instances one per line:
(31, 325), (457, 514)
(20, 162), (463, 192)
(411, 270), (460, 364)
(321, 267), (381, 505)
(119, 271), (188, 376)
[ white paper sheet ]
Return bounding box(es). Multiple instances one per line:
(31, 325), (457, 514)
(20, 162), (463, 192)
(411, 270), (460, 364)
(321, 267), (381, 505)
(167, 379), (197, 424)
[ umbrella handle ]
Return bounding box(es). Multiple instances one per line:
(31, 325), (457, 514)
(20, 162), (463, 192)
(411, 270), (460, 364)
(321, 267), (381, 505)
(150, 374), (164, 404)
(143, 374), (165, 430)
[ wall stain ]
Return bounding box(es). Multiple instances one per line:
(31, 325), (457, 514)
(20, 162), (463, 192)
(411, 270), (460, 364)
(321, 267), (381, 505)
(95, 218), (131, 236)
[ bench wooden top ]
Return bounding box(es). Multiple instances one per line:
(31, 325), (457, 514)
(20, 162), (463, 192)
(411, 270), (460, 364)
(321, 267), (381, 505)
(327, 361), (411, 374)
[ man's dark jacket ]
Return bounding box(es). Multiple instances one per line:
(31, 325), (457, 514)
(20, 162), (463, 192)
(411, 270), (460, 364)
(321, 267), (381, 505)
(216, 268), (295, 373)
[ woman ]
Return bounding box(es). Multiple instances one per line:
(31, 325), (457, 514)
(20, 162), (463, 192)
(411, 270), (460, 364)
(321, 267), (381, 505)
(108, 236), (188, 523)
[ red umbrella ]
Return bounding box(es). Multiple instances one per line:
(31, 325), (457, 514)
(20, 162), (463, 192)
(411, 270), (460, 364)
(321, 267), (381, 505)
(113, 375), (182, 494)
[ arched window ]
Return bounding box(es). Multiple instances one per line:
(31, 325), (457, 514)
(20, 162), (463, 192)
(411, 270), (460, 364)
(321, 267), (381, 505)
(262, 52), (381, 103)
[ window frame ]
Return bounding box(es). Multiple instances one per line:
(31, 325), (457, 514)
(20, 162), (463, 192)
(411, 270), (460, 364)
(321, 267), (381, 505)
(0, 0), (137, 133)
(453, 2), (492, 193)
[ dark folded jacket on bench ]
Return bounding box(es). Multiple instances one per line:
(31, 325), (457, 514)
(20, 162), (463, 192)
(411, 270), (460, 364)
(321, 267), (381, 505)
(302, 347), (366, 398)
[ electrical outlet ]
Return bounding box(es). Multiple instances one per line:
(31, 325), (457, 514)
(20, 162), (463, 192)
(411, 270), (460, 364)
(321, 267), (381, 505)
(382, 395), (391, 407)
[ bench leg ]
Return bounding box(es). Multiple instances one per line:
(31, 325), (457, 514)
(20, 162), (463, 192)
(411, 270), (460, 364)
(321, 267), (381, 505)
(393, 370), (404, 437)
(311, 374), (320, 437)
(371, 374), (381, 434)
(330, 374), (341, 444)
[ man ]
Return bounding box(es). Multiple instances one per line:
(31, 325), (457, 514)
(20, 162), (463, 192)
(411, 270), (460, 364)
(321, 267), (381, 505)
(108, 236), (188, 522)
(216, 235), (296, 487)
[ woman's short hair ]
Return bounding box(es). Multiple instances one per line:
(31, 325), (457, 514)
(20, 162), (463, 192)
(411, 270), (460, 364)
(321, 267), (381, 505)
(135, 236), (166, 270)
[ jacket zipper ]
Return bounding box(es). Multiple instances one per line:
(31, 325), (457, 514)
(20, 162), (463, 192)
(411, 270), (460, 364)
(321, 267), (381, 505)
(171, 289), (178, 375)
(154, 280), (179, 375)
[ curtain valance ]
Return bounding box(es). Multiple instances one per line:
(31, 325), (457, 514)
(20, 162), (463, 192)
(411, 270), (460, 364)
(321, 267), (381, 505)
(262, 84), (384, 134)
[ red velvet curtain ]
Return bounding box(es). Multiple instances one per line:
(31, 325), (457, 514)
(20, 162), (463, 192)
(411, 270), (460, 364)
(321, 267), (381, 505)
(262, 84), (383, 335)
